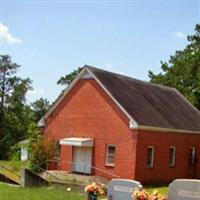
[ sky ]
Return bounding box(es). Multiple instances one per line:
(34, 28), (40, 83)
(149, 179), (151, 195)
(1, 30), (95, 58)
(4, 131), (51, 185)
(0, 0), (200, 103)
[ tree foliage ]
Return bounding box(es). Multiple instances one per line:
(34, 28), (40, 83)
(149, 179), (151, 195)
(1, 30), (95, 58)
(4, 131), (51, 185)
(31, 98), (50, 122)
(53, 67), (83, 109)
(57, 67), (82, 86)
(0, 55), (34, 159)
(28, 135), (56, 172)
(26, 122), (41, 141)
(0, 55), (53, 159)
(149, 24), (200, 110)
(0, 55), (19, 115)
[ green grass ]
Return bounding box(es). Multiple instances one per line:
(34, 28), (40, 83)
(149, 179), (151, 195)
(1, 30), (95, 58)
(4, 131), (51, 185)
(0, 183), (86, 200)
(0, 161), (168, 198)
(0, 183), (169, 200)
(0, 184), (168, 200)
(145, 186), (168, 195)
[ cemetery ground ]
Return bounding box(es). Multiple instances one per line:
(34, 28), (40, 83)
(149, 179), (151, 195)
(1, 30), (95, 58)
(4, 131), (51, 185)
(0, 182), (168, 200)
(0, 160), (168, 199)
(0, 183), (85, 200)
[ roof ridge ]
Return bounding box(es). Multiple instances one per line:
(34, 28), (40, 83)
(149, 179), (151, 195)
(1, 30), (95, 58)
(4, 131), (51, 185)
(85, 65), (175, 92)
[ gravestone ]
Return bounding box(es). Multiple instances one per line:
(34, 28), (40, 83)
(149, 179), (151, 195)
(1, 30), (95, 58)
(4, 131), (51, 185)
(107, 179), (143, 200)
(168, 179), (200, 200)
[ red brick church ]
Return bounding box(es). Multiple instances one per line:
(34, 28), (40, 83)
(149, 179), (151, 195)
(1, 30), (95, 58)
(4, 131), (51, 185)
(38, 66), (200, 184)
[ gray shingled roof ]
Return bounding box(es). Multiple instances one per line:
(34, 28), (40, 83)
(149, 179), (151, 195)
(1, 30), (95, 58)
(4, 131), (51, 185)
(87, 66), (200, 132)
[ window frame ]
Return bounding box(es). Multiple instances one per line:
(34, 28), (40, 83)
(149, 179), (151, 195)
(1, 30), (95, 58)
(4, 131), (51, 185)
(55, 140), (61, 160)
(189, 146), (196, 165)
(105, 144), (116, 167)
(146, 146), (154, 168)
(169, 146), (176, 167)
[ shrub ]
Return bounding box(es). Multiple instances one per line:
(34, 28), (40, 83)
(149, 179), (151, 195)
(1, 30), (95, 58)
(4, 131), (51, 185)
(28, 135), (56, 172)
(10, 144), (20, 161)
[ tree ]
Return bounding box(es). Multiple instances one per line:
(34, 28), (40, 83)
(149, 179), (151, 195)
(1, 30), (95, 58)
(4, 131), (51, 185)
(0, 55), (19, 121)
(0, 55), (33, 159)
(52, 67), (83, 108)
(57, 67), (82, 86)
(31, 98), (50, 122)
(26, 122), (40, 140)
(28, 135), (56, 172)
(149, 24), (200, 110)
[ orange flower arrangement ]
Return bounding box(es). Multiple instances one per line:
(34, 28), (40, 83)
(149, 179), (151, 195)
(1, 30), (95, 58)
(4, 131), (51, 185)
(85, 182), (105, 196)
(132, 190), (149, 200)
(132, 189), (168, 200)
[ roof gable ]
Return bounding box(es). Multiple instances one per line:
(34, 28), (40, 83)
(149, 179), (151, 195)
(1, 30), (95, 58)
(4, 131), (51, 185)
(40, 67), (137, 128)
(87, 66), (200, 132)
(40, 65), (200, 133)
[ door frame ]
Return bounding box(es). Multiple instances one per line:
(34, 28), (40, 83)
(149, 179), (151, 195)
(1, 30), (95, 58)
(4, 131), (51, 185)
(72, 146), (93, 174)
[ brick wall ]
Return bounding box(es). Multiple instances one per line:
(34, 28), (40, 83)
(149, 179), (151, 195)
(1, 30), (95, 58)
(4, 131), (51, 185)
(135, 130), (200, 184)
(43, 78), (200, 184)
(44, 79), (138, 179)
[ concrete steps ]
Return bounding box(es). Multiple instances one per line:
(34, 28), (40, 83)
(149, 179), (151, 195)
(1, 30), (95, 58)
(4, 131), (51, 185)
(0, 168), (20, 185)
(0, 165), (21, 185)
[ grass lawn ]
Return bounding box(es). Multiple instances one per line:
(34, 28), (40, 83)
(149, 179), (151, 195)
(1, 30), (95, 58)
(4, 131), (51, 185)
(0, 161), (168, 198)
(145, 186), (168, 195)
(0, 183), (169, 200)
(0, 183), (86, 200)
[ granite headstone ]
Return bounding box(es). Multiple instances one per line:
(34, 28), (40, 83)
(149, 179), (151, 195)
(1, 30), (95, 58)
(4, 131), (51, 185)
(168, 179), (200, 200)
(107, 179), (143, 200)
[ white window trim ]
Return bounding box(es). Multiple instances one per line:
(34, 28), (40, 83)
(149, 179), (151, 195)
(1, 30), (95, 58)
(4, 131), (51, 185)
(169, 146), (176, 167)
(105, 144), (116, 167)
(190, 146), (195, 156)
(147, 146), (154, 168)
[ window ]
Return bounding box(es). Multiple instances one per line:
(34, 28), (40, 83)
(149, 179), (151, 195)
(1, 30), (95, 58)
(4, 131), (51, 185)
(189, 147), (196, 165)
(169, 146), (175, 167)
(147, 146), (154, 168)
(55, 141), (61, 159)
(106, 145), (116, 166)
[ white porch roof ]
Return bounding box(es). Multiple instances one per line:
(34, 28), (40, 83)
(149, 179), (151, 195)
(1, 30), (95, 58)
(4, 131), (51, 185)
(59, 137), (94, 147)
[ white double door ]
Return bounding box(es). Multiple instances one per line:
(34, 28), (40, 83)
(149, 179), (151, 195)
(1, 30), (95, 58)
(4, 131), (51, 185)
(72, 146), (92, 174)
